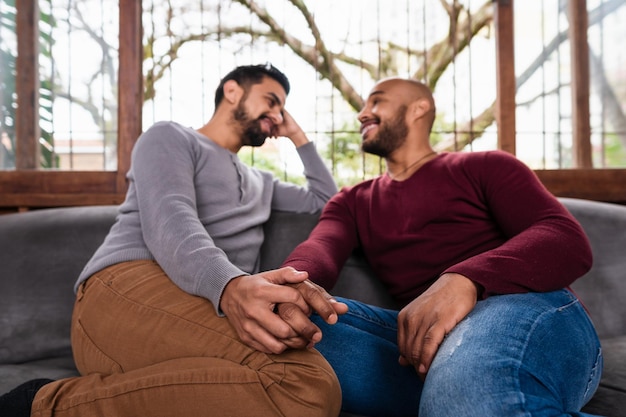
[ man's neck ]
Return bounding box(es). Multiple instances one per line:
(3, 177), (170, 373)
(386, 147), (437, 181)
(197, 118), (242, 153)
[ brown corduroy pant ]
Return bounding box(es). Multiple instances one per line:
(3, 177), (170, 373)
(32, 260), (341, 417)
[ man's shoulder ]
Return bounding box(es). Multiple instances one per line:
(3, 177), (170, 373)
(339, 176), (379, 194)
(144, 120), (195, 138)
(442, 150), (524, 170)
(330, 177), (380, 207)
(137, 121), (210, 151)
(444, 149), (515, 162)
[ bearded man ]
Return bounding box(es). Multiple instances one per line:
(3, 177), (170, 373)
(0, 64), (344, 417)
(280, 78), (603, 417)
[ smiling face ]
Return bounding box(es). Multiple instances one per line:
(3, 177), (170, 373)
(358, 80), (411, 157)
(233, 76), (287, 147)
(360, 104), (409, 157)
(358, 78), (436, 157)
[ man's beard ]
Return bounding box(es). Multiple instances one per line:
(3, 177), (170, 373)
(233, 102), (268, 147)
(361, 105), (409, 157)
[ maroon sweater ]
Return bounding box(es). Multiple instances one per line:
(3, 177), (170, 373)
(283, 151), (592, 307)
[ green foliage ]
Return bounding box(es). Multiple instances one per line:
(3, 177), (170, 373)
(238, 147), (307, 186)
(38, 0), (56, 168)
(321, 115), (453, 187)
(603, 133), (626, 167)
(0, 1), (17, 168)
(323, 121), (383, 187)
(0, 0), (56, 169)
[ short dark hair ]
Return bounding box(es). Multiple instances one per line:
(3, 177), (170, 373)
(214, 63), (290, 109)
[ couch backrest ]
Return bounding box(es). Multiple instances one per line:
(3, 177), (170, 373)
(262, 199), (626, 338)
(562, 198), (626, 339)
(260, 211), (399, 310)
(1, 197), (623, 366)
(0, 205), (118, 364)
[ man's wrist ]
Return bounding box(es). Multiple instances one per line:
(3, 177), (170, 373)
(289, 131), (309, 147)
(219, 275), (245, 313)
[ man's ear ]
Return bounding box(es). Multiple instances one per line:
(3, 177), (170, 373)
(409, 98), (431, 122)
(223, 80), (244, 105)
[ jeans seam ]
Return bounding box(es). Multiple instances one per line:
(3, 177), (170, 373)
(583, 347), (603, 401)
(517, 293), (590, 414)
(343, 308), (398, 331)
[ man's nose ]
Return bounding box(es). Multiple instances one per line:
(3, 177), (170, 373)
(357, 107), (369, 122)
(269, 109), (284, 125)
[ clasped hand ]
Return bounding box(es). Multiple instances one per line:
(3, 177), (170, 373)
(220, 267), (348, 354)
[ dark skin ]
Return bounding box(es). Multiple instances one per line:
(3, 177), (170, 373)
(361, 79), (479, 379)
(206, 75), (348, 355)
(279, 78), (479, 380)
(221, 267), (348, 353)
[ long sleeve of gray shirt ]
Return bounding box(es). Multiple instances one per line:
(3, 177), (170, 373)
(75, 121), (338, 312)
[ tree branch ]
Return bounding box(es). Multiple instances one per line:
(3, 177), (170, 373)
(416, 1), (493, 89)
(233, 0), (364, 110)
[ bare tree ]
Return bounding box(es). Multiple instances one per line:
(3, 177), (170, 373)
(51, 0), (625, 164)
(144, 0), (626, 152)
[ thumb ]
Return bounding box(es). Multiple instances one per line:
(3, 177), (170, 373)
(263, 267), (309, 285)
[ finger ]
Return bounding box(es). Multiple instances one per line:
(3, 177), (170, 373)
(398, 355), (411, 367)
(417, 327), (446, 376)
(277, 302), (323, 346)
(254, 303), (302, 338)
(240, 310), (294, 354)
(294, 280), (345, 324)
(280, 336), (312, 350)
(396, 310), (413, 364)
(407, 325), (426, 367)
(259, 283), (310, 313)
(280, 109), (293, 125)
(414, 326), (447, 377)
(262, 267), (310, 285)
(243, 334), (283, 354)
(235, 318), (288, 354)
(331, 300), (349, 315)
(398, 312), (429, 369)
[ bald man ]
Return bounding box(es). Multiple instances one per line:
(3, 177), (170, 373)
(280, 78), (603, 417)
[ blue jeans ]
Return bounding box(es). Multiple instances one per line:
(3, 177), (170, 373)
(311, 289), (603, 417)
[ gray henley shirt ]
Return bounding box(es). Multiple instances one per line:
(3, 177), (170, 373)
(75, 121), (337, 312)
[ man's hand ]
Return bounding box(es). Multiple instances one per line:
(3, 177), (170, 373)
(397, 273), (478, 379)
(275, 280), (348, 349)
(271, 109), (308, 147)
(219, 267), (344, 354)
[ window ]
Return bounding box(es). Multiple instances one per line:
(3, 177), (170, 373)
(1, 0), (624, 212)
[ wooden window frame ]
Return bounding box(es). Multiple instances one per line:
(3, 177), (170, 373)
(494, 0), (625, 204)
(1, 0), (625, 212)
(0, 0), (141, 211)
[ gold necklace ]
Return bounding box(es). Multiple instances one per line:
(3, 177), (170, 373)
(387, 151), (437, 180)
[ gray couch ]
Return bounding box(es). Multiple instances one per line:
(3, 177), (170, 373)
(1, 198), (624, 416)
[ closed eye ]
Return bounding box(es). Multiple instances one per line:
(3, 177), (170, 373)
(267, 92), (283, 108)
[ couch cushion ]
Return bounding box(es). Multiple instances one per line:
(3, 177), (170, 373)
(0, 206), (118, 364)
(332, 251), (399, 309)
(0, 356), (78, 394)
(260, 210), (320, 271)
(562, 198), (626, 339)
(581, 336), (626, 416)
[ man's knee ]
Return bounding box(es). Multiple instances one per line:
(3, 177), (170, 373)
(419, 338), (527, 417)
(268, 350), (342, 417)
